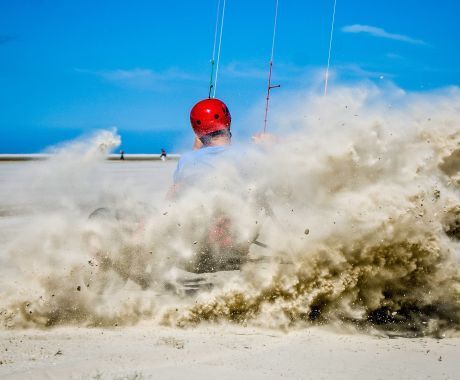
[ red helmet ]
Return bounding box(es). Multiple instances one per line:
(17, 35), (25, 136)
(190, 98), (231, 138)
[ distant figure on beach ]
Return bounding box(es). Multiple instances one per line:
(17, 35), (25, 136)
(120, 150), (125, 160)
(160, 148), (167, 161)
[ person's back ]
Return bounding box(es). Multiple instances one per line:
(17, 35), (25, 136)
(173, 145), (230, 187)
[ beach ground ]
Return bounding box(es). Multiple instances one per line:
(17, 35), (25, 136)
(0, 325), (459, 379)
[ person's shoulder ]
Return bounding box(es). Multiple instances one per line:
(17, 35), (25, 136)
(180, 146), (222, 159)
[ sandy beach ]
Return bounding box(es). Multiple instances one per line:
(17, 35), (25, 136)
(1, 325), (459, 379)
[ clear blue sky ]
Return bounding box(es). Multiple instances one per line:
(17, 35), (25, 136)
(1, 0), (459, 153)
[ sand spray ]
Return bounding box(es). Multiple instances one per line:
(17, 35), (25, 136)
(1, 85), (460, 336)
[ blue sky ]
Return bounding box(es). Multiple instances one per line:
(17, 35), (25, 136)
(1, 0), (459, 153)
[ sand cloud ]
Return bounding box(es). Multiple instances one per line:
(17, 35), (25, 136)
(2, 84), (460, 336)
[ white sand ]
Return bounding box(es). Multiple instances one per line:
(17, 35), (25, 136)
(1, 326), (459, 379)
